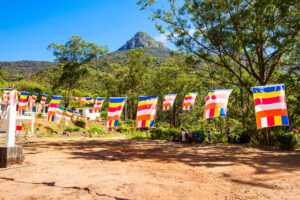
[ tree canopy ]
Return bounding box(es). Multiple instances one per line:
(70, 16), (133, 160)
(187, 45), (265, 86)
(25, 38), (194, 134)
(138, 0), (300, 90)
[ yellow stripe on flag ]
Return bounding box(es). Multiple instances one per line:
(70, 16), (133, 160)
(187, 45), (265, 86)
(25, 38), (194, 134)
(138, 100), (157, 107)
(253, 91), (282, 99)
(109, 102), (123, 107)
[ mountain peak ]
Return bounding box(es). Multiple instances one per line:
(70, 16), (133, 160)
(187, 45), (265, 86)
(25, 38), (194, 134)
(118, 32), (165, 51)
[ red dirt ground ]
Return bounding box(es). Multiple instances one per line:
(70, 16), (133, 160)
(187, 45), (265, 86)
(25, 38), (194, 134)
(0, 138), (299, 200)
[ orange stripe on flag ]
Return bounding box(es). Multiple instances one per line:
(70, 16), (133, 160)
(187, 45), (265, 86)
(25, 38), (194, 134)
(256, 109), (288, 119)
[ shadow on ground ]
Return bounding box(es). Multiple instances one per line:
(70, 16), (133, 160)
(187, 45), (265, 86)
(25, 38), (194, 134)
(23, 139), (300, 176)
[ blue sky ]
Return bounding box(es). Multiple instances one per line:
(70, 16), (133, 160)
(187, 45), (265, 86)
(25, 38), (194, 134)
(0, 0), (167, 61)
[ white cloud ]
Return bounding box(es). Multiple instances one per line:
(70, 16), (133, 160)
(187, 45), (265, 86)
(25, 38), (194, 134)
(155, 28), (196, 44)
(154, 34), (169, 45)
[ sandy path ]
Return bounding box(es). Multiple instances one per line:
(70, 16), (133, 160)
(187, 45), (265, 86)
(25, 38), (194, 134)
(0, 138), (299, 200)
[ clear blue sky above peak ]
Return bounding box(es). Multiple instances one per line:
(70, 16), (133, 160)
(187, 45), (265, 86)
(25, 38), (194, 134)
(0, 0), (167, 61)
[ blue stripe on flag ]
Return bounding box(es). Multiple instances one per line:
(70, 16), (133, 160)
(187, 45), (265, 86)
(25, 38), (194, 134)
(21, 91), (30, 95)
(251, 84), (285, 93)
(139, 96), (158, 101)
(109, 97), (127, 103)
(52, 95), (62, 100)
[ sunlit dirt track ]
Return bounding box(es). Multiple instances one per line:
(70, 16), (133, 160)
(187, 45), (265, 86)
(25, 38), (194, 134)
(0, 138), (299, 200)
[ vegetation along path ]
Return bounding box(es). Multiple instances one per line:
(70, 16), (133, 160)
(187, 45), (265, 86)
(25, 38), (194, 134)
(0, 138), (299, 200)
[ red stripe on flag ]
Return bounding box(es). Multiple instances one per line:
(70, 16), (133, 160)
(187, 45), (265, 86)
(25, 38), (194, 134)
(184, 96), (192, 100)
(108, 106), (122, 112)
(254, 96), (283, 105)
(49, 103), (59, 107)
(137, 104), (152, 111)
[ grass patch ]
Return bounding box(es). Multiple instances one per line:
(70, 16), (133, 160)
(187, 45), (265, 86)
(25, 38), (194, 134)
(125, 130), (150, 140)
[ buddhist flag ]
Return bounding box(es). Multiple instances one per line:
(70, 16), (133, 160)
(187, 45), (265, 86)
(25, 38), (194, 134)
(29, 95), (37, 104)
(107, 97), (127, 129)
(80, 97), (93, 106)
(40, 95), (47, 105)
(18, 91), (30, 111)
(29, 95), (37, 111)
(2, 91), (10, 104)
(94, 97), (105, 112)
(48, 96), (63, 122)
(64, 110), (73, 121)
(85, 97), (94, 105)
(48, 96), (62, 111)
(182, 92), (197, 110)
(55, 107), (64, 124)
(204, 89), (232, 119)
(251, 84), (289, 129)
(136, 96), (159, 128)
(162, 94), (177, 111)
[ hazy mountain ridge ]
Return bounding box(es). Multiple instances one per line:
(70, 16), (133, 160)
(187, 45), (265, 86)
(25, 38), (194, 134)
(0, 32), (170, 77)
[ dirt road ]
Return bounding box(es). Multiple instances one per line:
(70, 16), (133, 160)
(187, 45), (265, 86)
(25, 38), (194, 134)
(0, 138), (299, 200)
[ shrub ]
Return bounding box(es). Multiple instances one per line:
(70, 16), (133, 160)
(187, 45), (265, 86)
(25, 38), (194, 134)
(150, 127), (180, 140)
(228, 129), (251, 144)
(87, 125), (104, 137)
(74, 120), (86, 128)
(126, 130), (149, 140)
(190, 130), (205, 143)
(210, 132), (226, 143)
(275, 132), (298, 150)
(116, 125), (131, 133)
(64, 127), (80, 132)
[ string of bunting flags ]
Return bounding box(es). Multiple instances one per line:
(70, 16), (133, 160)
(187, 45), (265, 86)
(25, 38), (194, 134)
(5, 83), (290, 130)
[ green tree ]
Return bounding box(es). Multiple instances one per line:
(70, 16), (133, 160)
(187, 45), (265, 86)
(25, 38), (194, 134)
(48, 36), (108, 107)
(138, 0), (300, 90)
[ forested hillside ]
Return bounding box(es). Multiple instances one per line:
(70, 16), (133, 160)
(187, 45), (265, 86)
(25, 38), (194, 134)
(0, 60), (54, 80)
(0, 0), (299, 148)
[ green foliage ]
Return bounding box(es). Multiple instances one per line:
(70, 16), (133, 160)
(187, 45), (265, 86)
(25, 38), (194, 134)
(275, 132), (298, 150)
(74, 120), (86, 128)
(64, 126), (80, 132)
(125, 130), (149, 140)
(10, 80), (50, 94)
(150, 127), (180, 140)
(138, 0), (300, 147)
(210, 132), (227, 144)
(0, 9), (297, 149)
(87, 125), (104, 137)
(139, 0), (300, 87)
(48, 36), (108, 107)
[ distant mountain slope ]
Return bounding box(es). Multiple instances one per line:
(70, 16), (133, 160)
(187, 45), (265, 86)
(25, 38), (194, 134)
(0, 60), (54, 80)
(101, 32), (171, 62)
(119, 32), (166, 51)
(0, 32), (170, 78)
